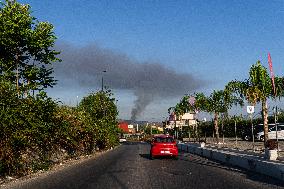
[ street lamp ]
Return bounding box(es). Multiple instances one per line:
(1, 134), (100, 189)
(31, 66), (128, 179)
(101, 70), (106, 91)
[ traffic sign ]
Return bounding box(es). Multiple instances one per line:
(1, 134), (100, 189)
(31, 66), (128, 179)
(247, 106), (254, 114)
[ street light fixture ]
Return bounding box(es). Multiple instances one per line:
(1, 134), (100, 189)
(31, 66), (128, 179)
(101, 70), (107, 91)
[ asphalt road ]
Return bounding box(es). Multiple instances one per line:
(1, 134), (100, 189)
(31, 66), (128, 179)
(4, 142), (284, 189)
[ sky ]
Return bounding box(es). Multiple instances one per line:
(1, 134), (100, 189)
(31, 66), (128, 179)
(18, 0), (284, 121)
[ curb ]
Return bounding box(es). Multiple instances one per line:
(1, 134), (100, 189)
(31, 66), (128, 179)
(178, 143), (284, 181)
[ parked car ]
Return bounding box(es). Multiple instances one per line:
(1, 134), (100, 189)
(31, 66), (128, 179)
(150, 134), (178, 160)
(241, 124), (265, 141)
(255, 124), (284, 141)
(119, 138), (127, 143)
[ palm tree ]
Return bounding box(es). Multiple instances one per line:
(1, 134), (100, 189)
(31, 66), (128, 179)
(173, 93), (208, 114)
(171, 88), (242, 143)
(196, 88), (242, 143)
(174, 96), (189, 117)
(205, 90), (226, 143)
(170, 94), (206, 140)
(227, 61), (284, 143)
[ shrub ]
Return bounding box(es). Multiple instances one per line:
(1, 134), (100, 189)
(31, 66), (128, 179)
(0, 80), (120, 176)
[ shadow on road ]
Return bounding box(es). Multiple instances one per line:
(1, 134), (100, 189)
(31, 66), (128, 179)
(139, 153), (178, 160)
(120, 141), (139, 145)
(180, 152), (284, 187)
(139, 153), (152, 160)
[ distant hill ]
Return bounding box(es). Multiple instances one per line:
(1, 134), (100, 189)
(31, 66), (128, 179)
(118, 119), (162, 126)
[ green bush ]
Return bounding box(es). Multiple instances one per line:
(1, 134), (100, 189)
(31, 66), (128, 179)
(0, 81), (59, 174)
(0, 80), (120, 176)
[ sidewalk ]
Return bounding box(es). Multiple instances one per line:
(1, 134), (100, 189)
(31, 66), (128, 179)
(178, 143), (284, 181)
(187, 137), (284, 160)
(204, 144), (284, 162)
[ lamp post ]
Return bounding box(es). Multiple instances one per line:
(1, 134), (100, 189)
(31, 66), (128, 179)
(250, 113), (255, 152)
(101, 70), (106, 91)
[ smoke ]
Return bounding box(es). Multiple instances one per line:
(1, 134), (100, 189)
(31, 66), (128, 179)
(131, 91), (153, 120)
(54, 42), (206, 120)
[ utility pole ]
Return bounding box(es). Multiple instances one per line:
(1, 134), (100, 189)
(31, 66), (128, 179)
(247, 105), (255, 152)
(234, 116), (238, 148)
(274, 106), (279, 154)
(250, 113), (255, 152)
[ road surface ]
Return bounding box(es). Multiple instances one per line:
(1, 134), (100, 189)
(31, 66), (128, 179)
(4, 142), (284, 189)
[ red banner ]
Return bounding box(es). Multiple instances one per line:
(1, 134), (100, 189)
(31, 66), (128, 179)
(268, 53), (276, 96)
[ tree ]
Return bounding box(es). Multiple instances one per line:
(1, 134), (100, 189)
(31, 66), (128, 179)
(172, 94), (206, 118)
(191, 90), (242, 143)
(0, 78), (59, 175)
(173, 96), (191, 117)
(171, 86), (243, 142)
(0, 0), (60, 95)
(206, 90), (227, 143)
(79, 89), (119, 149)
(227, 61), (284, 143)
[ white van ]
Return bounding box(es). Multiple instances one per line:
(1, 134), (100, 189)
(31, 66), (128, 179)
(255, 124), (284, 141)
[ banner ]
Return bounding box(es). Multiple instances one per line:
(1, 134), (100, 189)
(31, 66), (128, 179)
(188, 96), (195, 106)
(268, 53), (276, 96)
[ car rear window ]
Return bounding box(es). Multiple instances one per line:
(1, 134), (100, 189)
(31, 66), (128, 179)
(154, 137), (174, 143)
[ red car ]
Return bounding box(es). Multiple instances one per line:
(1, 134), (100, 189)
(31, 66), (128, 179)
(150, 135), (178, 159)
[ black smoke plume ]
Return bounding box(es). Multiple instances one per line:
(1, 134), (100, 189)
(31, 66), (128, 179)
(54, 42), (205, 120)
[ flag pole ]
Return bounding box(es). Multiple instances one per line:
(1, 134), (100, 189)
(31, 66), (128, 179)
(268, 53), (279, 154)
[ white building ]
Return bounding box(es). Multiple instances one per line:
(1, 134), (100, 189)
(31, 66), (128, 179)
(166, 112), (197, 129)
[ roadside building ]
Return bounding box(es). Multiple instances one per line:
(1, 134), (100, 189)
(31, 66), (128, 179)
(118, 122), (136, 134)
(166, 112), (196, 129)
(127, 124), (136, 134)
(118, 122), (129, 133)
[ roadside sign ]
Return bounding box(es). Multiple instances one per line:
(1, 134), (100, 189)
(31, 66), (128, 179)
(247, 106), (254, 114)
